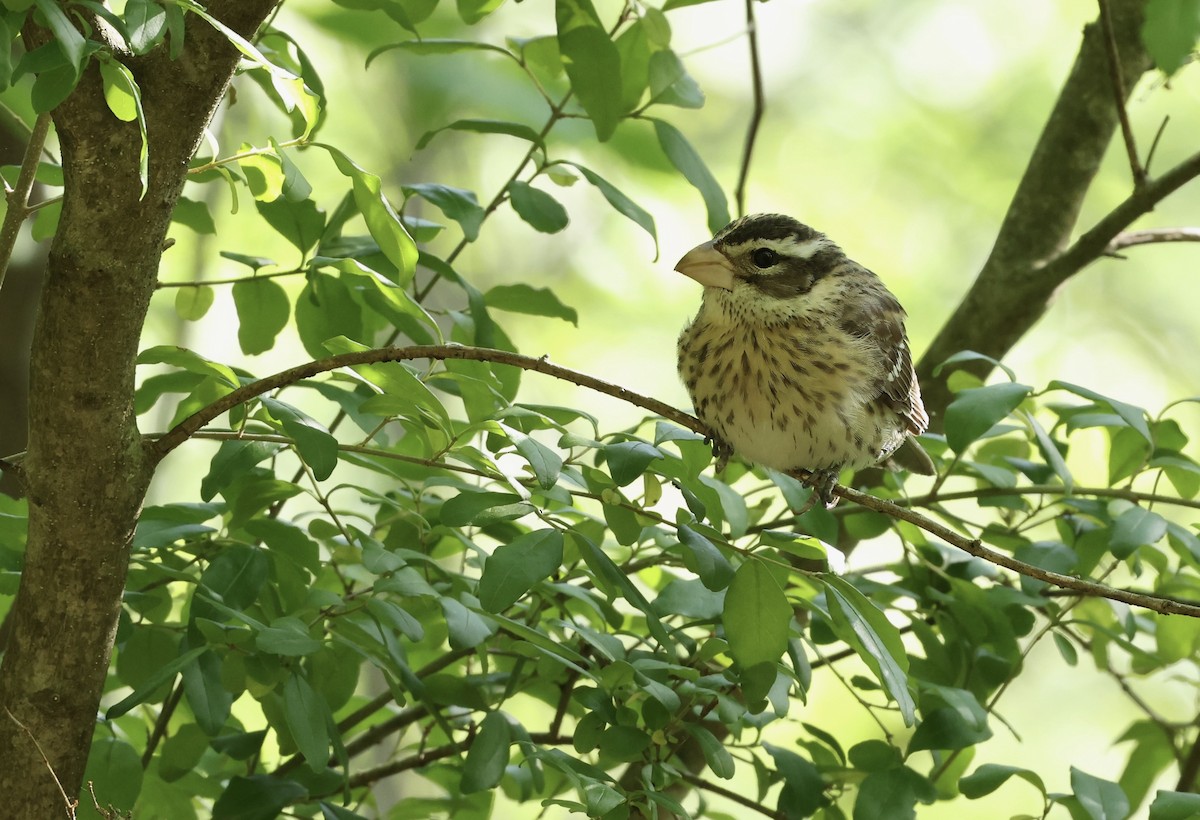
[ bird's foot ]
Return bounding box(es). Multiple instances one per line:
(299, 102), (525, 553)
(705, 434), (733, 473)
(803, 468), (841, 509)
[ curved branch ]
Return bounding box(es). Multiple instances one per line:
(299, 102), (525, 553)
(149, 344), (702, 460)
(834, 483), (1200, 618)
(154, 343), (1200, 617)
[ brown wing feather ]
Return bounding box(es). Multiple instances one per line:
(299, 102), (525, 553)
(836, 278), (929, 436)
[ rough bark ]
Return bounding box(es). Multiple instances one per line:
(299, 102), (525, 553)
(916, 0), (1152, 422)
(0, 3), (279, 815)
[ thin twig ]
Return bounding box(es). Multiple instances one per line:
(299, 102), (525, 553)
(5, 707), (76, 819)
(903, 483), (1200, 512)
(1097, 0), (1145, 186)
(679, 771), (785, 819)
(1106, 226), (1200, 253)
(154, 268), (304, 288)
(733, 0), (765, 218)
(0, 112), (52, 295)
(141, 681), (185, 768)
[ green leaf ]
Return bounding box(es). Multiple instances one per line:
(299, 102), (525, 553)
(1027, 411), (1073, 492)
(174, 285), (214, 320)
(854, 766), (936, 820)
(35, 0), (86, 73)
(212, 775), (307, 820)
(239, 150), (285, 202)
(124, 0), (167, 53)
(231, 278), (291, 356)
(456, 0), (504, 24)
(138, 344), (239, 387)
(687, 724), (734, 780)
(1070, 767), (1130, 820)
(199, 440), (282, 501)
(556, 0), (622, 141)
(256, 617), (323, 656)
(677, 524), (734, 591)
(261, 397), (340, 481)
(106, 646), (208, 719)
(1141, 0), (1200, 76)
(604, 440), (664, 487)
(822, 574), (915, 725)
(563, 162), (658, 255)
(180, 648), (232, 736)
(647, 50), (704, 108)
(83, 738), (143, 814)
(1110, 505), (1168, 558)
(441, 596), (497, 648)
(508, 180), (569, 233)
(96, 57), (148, 194)
(283, 672), (331, 772)
(478, 529), (564, 612)
(320, 144), (418, 279)
(504, 426), (564, 488)
(257, 197), (325, 256)
(1149, 791), (1200, 820)
(907, 685), (992, 753)
(960, 763), (1047, 800)
(765, 743), (825, 817)
(1050, 380), (1153, 442)
(416, 117), (544, 150)
(651, 118), (730, 234)
(462, 711), (512, 793)
(723, 559), (790, 670)
(441, 491), (528, 527)
(403, 182), (485, 242)
(173, 196), (216, 235)
(484, 283), (578, 325)
(943, 382), (1032, 452)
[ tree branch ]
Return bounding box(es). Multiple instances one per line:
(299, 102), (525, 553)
(152, 343), (1200, 618)
(1107, 226), (1200, 253)
(0, 112), (51, 295)
(148, 344), (704, 460)
(834, 483), (1200, 617)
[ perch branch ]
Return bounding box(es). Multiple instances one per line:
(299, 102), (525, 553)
(153, 343), (1200, 618)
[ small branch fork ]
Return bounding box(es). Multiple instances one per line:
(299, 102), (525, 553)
(151, 343), (1200, 619)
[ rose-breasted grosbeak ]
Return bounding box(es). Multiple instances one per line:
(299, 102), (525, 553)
(675, 213), (934, 506)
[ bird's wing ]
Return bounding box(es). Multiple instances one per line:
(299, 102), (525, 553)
(837, 286), (929, 436)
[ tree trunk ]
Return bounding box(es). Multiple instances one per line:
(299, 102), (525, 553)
(0, 4), (279, 814)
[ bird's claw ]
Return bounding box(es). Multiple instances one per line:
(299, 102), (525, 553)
(705, 433), (733, 473)
(803, 468), (841, 509)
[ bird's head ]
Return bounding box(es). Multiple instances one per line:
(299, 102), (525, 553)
(674, 214), (844, 303)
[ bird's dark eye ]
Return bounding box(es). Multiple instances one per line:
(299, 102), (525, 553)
(750, 248), (779, 268)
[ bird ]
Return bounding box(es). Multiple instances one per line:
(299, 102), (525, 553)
(674, 213), (934, 507)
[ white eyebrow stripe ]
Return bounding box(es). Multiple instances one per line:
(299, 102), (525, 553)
(790, 237), (828, 259)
